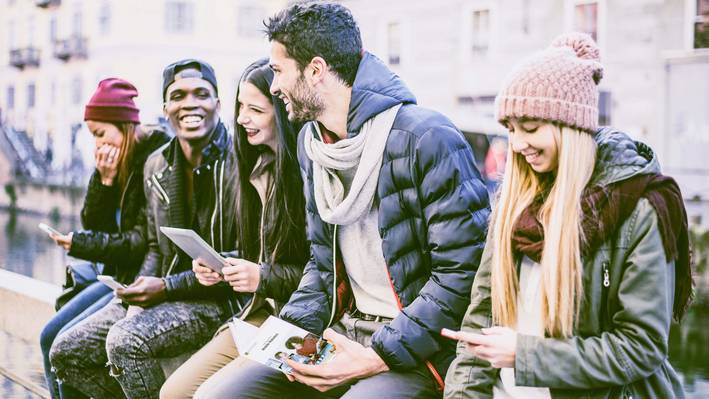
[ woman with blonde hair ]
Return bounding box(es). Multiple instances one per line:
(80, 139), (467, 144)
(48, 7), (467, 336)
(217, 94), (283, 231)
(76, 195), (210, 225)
(443, 33), (691, 398)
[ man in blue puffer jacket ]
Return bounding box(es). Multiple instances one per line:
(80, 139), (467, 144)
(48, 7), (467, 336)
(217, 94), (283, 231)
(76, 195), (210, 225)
(211, 3), (491, 398)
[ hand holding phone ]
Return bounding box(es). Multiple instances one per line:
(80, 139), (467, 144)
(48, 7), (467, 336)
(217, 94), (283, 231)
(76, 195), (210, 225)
(97, 275), (127, 291)
(38, 222), (62, 237)
(441, 328), (485, 346)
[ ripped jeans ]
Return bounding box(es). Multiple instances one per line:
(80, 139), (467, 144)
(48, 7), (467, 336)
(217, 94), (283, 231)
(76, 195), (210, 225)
(49, 299), (227, 399)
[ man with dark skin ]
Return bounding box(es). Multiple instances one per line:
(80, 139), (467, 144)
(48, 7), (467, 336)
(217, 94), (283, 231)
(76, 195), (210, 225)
(49, 60), (243, 399)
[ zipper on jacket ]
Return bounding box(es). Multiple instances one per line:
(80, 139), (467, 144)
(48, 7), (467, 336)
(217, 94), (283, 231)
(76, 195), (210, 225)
(600, 260), (611, 329)
(117, 172), (135, 232)
(218, 159), (225, 249)
(165, 253), (179, 277)
(327, 224), (338, 328)
(257, 191), (271, 264)
(210, 159), (224, 249)
(150, 174), (170, 205)
(380, 236), (445, 391)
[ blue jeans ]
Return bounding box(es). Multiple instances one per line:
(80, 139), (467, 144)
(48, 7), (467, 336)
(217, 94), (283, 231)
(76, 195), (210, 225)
(40, 281), (113, 399)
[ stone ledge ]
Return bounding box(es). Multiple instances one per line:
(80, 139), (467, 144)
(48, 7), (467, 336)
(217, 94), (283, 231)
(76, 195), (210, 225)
(0, 270), (60, 344)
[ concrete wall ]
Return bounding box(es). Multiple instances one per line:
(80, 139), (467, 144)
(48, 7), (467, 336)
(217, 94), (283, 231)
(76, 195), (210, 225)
(0, 270), (60, 345)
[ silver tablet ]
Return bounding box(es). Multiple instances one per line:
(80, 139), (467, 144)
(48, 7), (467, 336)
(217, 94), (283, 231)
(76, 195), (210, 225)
(159, 226), (226, 273)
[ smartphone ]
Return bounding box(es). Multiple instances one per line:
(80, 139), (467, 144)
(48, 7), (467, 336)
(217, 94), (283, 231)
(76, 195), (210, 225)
(97, 275), (127, 290)
(38, 222), (63, 237)
(440, 328), (460, 340)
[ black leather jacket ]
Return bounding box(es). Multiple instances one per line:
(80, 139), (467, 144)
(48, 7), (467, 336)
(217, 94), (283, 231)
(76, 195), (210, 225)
(141, 122), (249, 313)
(69, 128), (171, 284)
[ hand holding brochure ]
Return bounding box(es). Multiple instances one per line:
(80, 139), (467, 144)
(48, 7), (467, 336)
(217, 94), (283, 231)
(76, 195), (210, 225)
(159, 227), (226, 273)
(229, 316), (337, 374)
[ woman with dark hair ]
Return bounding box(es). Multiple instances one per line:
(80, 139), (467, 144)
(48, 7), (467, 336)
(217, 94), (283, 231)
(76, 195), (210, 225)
(159, 58), (308, 399)
(40, 78), (170, 399)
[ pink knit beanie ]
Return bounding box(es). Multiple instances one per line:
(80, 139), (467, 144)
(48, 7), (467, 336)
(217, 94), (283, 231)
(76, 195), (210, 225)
(495, 32), (604, 133)
(84, 78), (140, 124)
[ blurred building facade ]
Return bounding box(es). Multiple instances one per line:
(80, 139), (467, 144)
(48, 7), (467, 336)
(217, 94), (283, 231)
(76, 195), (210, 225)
(0, 0), (707, 200)
(0, 0), (284, 185)
(344, 0), (709, 200)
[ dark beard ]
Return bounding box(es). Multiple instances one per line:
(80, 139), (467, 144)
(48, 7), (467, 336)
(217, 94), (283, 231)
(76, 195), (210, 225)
(289, 77), (324, 123)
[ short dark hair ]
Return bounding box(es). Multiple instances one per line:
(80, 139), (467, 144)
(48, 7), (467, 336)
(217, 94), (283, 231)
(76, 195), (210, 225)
(264, 2), (363, 86)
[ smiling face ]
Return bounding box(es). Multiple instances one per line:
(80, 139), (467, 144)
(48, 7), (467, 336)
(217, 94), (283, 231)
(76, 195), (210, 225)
(163, 73), (220, 143)
(236, 81), (277, 151)
(269, 41), (324, 122)
(507, 118), (559, 174)
(86, 120), (124, 151)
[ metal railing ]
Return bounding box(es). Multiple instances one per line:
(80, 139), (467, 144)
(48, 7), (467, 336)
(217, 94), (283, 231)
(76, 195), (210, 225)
(53, 36), (88, 61)
(9, 48), (41, 69)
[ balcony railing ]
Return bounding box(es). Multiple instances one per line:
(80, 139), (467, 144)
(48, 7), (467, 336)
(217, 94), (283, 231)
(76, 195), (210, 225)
(35, 0), (61, 8)
(9, 48), (41, 69)
(53, 36), (88, 61)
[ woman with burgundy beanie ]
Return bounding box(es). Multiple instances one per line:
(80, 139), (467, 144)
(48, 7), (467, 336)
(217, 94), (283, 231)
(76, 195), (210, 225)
(443, 33), (691, 398)
(41, 78), (170, 399)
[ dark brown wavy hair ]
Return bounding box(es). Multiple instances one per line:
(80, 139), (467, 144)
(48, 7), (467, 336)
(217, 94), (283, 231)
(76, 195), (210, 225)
(231, 58), (307, 265)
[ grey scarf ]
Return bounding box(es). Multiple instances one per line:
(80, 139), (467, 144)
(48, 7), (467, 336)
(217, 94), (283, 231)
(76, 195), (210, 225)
(303, 104), (402, 225)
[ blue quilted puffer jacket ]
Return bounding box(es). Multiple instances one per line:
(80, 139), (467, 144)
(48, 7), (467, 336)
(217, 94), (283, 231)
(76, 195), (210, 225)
(280, 52), (491, 387)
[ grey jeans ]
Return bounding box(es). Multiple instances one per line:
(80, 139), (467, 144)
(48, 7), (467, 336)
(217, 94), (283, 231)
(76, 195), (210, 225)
(49, 299), (227, 399)
(194, 313), (439, 399)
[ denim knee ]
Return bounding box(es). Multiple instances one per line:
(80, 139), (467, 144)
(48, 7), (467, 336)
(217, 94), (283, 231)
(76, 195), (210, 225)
(105, 323), (149, 364)
(40, 321), (60, 353)
(48, 335), (75, 380)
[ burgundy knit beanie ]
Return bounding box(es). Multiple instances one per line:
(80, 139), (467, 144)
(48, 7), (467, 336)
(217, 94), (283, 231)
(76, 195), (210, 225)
(495, 32), (604, 133)
(84, 78), (140, 124)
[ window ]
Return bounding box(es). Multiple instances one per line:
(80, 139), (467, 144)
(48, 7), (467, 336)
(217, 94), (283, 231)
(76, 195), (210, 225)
(695, 0), (709, 48)
(573, 1), (598, 41)
(99, 1), (111, 35)
(599, 91), (611, 125)
(72, 10), (83, 37)
(7, 86), (15, 110)
(387, 22), (401, 66)
(471, 9), (491, 56)
(71, 77), (82, 105)
(49, 16), (57, 42)
(28, 17), (35, 45)
(8, 20), (16, 48)
(165, 1), (194, 33)
(27, 83), (36, 109)
(237, 5), (266, 37)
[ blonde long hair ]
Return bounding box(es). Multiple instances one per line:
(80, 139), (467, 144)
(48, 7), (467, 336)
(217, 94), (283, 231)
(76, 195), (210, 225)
(490, 124), (597, 337)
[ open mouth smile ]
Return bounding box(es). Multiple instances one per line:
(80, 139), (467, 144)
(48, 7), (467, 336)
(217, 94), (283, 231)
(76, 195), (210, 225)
(180, 114), (204, 128)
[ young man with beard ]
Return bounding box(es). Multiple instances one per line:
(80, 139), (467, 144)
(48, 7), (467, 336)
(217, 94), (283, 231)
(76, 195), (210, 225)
(195, 3), (490, 398)
(49, 59), (244, 398)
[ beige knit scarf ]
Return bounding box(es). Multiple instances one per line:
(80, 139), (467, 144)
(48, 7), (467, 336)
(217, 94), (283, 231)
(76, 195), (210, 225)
(303, 104), (402, 225)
